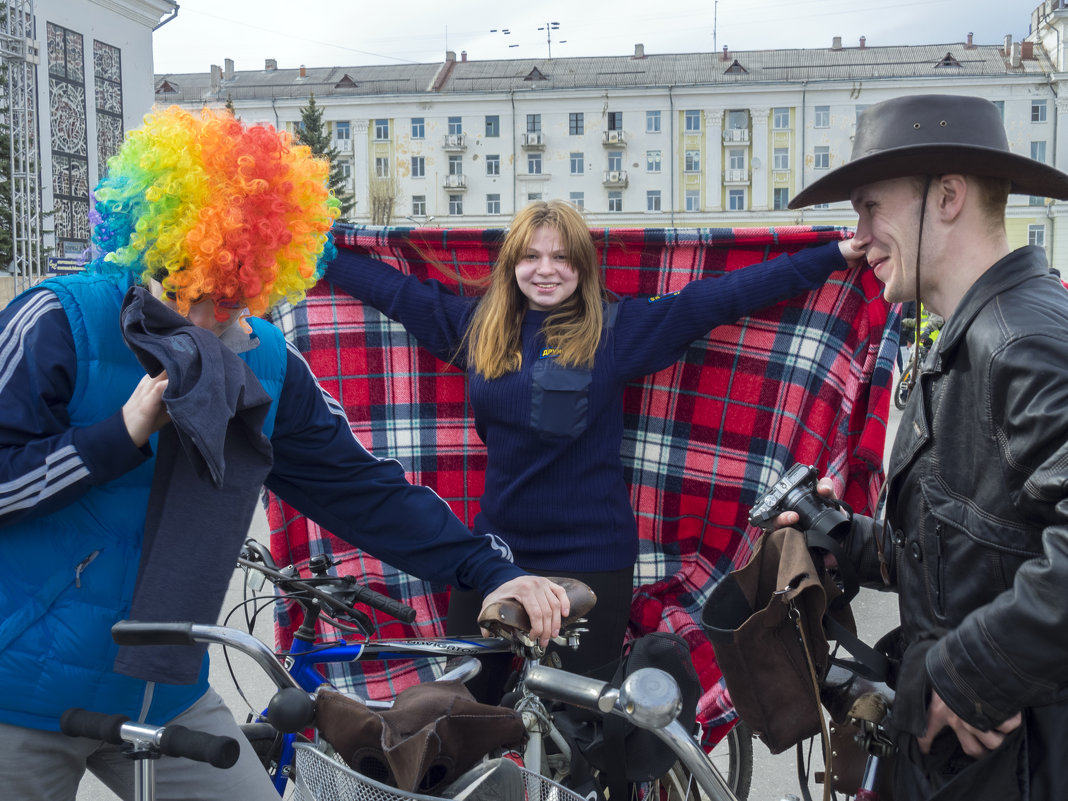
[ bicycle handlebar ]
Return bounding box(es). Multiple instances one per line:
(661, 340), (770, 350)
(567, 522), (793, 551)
(60, 708), (240, 768)
(239, 540), (417, 625)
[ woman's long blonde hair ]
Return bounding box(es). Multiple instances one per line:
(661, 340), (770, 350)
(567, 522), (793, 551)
(464, 200), (607, 379)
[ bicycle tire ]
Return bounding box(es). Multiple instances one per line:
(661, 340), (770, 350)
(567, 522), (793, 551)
(637, 720), (753, 801)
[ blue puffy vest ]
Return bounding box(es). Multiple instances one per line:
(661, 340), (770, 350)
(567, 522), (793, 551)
(0, 273), (285, 731)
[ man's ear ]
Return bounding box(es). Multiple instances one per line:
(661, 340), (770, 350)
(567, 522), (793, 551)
(934, 174), (968, 221)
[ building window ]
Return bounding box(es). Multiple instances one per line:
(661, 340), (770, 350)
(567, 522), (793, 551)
(646, 110), (661, 133)
(570, 191), (584, 210)
(684, 150), (700, 172)
(685, 190), (700, 212)
(448, 116), (462, 135)
(1031, 141), (1047, 163)
(814, 106), (830, 128)
(773, 187), (789, 210)
(486, 154), (500, 176)
(448, 155), (463, 176)
(412, 195), (426, 216)
(855, 104), (869, 122)
(411, 117), (425, 138)
(608, 190), (622, 212)
(374, 119), (390, 140)
(334, 120), (351, 141)
(772, 107), (789, 129)
(1029, 223), (1046, 247)
(487, 193), (501, 214)
(684, 110), (701, 131)
(773, 147), (789, 170)
(607, 151), (622, 171)
(375, 157), (389, 178)
(728, 149), (745, 170)
(570, 152), (584, 175)
(449, 194), (463, 215)
(569, 112), (584, 135)
(646, 150), (661, 172)
(485, 115), (499, 137)
(1033, 100), (1048, 123)
(647, 190), (661, 212)
(411, 156), (425, 178)
(526, 113), (541, 133)
(527, 192), (542, 202)
(528, 152), (542, 174)
(608, 111), (623, 131)
(992, 100), (1005, 119)
(727, 110), (748, 130)
(1030, 195), (1046, 206)
(728, 188), (746, 210)
(338, 159), (352, 179)
(814, 146), (830, 170)
(94, 40), (124, 173)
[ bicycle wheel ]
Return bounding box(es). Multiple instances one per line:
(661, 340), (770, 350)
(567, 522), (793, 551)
(638, 720), (753, 801)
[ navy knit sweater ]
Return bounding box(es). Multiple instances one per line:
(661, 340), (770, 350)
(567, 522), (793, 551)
(325, 241), (845, 572)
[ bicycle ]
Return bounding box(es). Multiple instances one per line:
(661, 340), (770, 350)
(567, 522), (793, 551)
(111, 538), (750, 801)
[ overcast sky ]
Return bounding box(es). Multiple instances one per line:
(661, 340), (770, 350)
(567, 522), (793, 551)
(153, 0), (1036, 74)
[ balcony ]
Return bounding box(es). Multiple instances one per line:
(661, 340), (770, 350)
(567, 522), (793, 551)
(442, 133), (467, 151)
(602, 169), (629, 188)
(722, 169), (751, 184)
(443, 174), (468, 190)
(722, 128), (750, 143)
(332, 137), (353, 153)
(602, 130), (627, 147)
(521, 131), (546, 149)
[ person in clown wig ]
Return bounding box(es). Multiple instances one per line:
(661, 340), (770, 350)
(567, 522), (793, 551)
(0, 106), (568, 801)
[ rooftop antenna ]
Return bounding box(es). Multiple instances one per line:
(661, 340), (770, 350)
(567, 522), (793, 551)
(537, 21), (565, 58)
(713, 1), (719, 54)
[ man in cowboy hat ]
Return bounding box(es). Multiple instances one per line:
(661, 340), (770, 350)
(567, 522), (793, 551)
(782, 94), (1068, 799)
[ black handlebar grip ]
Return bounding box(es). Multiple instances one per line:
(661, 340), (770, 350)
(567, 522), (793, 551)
(159, 724), (240, 769)
(60, 708), (129, 744)
(111, 620), (196, 646)
(349, 584), (417, 623)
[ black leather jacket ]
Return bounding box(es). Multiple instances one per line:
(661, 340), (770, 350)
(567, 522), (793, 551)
(846, 247), (1068, 799)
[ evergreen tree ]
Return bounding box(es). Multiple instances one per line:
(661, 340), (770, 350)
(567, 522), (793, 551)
(296, 94), (354, 220)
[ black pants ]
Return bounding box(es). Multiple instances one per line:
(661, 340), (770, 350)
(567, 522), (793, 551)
(446, 565), (635, 704)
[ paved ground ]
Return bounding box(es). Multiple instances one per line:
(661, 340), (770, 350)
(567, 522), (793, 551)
(79, 402), (903, 801)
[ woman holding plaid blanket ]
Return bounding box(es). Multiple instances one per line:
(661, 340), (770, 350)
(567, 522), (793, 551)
(325, 199), (863, 696)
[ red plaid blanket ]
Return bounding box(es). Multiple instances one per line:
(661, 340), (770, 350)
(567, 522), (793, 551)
(266, 224), (897, 745)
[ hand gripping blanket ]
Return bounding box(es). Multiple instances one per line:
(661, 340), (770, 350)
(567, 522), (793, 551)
(265, 224), (898, 747)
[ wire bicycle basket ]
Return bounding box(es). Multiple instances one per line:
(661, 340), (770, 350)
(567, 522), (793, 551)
(293, 742), (586, 801)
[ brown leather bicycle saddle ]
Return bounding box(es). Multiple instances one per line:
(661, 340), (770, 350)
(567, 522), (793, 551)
(477, 577), (596, 641)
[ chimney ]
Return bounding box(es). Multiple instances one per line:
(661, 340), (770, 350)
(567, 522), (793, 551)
(832, 36), (842, 50)
(224, 58), (234, 80)
(1012, 41), (1023, 68)
(859, 36), (866, 48)
(1022, 41), (1035, 60)
(209, 63), (220, 90)
(299, 64), (306, 78)
(721, 45), (729, 61)
(446, 50), (456, 62)
(634, 43), (645, 59)
(966, 32), (974, 49)
(461, 50), (467, 62)
(1004, 34), (1013, 56)
(265, 58), (277, 71)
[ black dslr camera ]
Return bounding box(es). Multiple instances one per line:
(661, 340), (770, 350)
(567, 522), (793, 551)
(748, 463), (851, 541)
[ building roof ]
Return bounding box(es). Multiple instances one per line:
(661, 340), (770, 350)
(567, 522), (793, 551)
(155, 40), (1050, 105)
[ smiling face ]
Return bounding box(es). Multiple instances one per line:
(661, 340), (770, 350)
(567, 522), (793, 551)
(850, 177), (927, 304)
(514, 225), (580, 311)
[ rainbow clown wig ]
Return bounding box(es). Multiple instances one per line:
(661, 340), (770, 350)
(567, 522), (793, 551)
(86, 105), (339, 319)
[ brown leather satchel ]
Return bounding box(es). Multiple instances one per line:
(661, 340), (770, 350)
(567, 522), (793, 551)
(701, 527), (856, 755)
(315, 680), (525, 794)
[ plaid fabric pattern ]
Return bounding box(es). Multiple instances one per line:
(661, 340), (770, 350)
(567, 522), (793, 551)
(266, 224), (898, 745)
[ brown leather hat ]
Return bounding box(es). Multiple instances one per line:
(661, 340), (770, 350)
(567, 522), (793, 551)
(789, 94), (1068, 208)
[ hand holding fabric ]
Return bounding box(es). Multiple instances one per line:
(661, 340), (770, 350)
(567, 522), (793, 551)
(121, 371), (171, 447)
